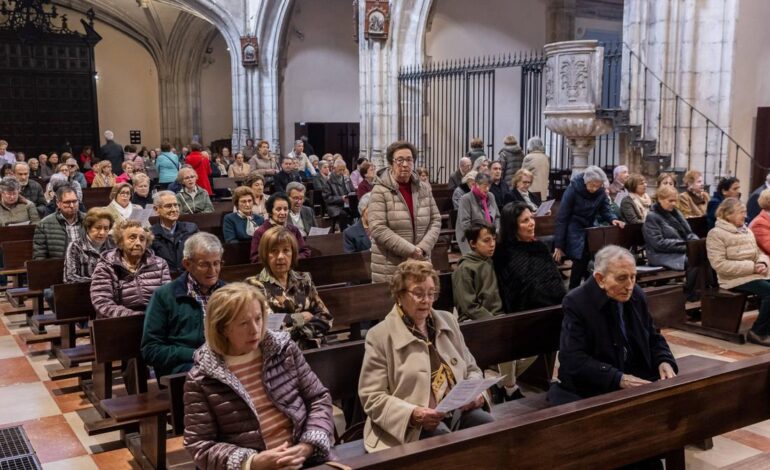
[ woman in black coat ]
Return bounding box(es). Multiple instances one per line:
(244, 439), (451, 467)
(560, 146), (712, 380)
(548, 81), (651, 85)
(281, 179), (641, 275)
(494, 202), (566, 312)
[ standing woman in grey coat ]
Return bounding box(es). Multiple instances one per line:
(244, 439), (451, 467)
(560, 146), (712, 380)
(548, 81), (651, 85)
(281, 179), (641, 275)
(456, 172), (500, 254)
(498, 135), (524, 190)
(368, 141), (442, 283)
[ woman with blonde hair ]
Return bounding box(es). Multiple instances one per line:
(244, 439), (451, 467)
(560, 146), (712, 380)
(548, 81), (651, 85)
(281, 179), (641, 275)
(677, 170), (710, 218)
(92, 160), (117, 188)
(183, 282), (334, 469)
(105, 182), (143, 226)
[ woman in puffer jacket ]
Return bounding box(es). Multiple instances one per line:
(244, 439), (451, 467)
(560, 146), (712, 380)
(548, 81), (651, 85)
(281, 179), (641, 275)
(91, 219), (170, 318)
(183, 283), (334, 470)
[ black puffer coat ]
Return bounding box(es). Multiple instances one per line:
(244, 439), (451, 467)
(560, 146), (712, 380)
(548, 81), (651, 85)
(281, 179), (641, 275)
(494, 238), (566, 313)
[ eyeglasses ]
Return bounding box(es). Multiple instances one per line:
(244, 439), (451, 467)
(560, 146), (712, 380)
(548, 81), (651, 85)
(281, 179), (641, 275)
(405, 290), (436, 302)
(182, 175), (197, 180)
(394, 158), (414, 166)
(193, 260), (222, 270)
(118, 191), (131, 196)
(59, 200), (78, 206)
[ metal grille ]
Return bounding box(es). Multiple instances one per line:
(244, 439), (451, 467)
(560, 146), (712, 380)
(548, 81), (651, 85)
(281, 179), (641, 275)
(0, 427), (40, 470)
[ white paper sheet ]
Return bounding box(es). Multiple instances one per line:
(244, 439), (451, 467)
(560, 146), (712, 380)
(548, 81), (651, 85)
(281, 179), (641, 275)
(636, 265), (664, 273)
(308, 226), (331, 237)
(434, 376), (504, 413)
(128, 207), (155, 225)
(8, 220), (30, 226)
(267, 313), (287, 331)
(535, 199), (555, 217)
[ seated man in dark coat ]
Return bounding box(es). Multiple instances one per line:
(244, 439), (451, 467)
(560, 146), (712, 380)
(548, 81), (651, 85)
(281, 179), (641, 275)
(150, 191), (199, 275)
(548, 244), (678, 406)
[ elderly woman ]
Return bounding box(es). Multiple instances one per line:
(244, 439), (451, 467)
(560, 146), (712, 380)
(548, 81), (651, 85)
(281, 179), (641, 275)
(369, 141), (442, 283)
(707, 177), (741, 229)
(227, 152), (251, 178)
(677, 170), (710, 218)
(92, 160), (117, 188)
(356, 161), (376, 199)
(619, 173), (652, 224)
(91, 220), (171, 318)
(750, 189), (770, 255)
(246, 227), (333, 349)
(223, 186), (264, 243)
(495, 202), (566, 312)
(508, 168), (542, 211)
(176, 167), (214, 214)
(250, 193), (311, 263)
(248, 140), (278, 179)
(183, 282), (334, 469)
(0, 177), (39, 226)
(28, 158), (41, 179)
(46, 164), (83, 202)
(64, 208), (114, 283)
(522, 136), (550, 198)
(417, 167), (430, 184)
(130, 173), (153, 208)
(244, 173), (268, 219)
(344, 192), (373, 253)
(105, 182), (143, 225)
(289, 140), (316, 178)
(554, 166), (624, 288)
(643, 184), (698, 273)
(456, 172), (500, 255)
(359, 260), (493, 452)
(452, 170), (477, 210)
(708, 198), (770, 346)
(471, 156), (489, 174)
(116, 161), (135, 184)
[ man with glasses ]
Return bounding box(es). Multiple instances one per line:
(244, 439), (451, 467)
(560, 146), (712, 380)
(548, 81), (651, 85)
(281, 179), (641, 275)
(141, 233), (226, 379)
(150, 190), (199, 275)
(368, 141), (442, 283)
(65, 157), (87, 189)
(33, 184), (85, 259)
(14, 162), (46, 216)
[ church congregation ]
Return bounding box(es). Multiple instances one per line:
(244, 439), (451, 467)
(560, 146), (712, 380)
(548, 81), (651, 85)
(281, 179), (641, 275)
(3, 1), (770, 470)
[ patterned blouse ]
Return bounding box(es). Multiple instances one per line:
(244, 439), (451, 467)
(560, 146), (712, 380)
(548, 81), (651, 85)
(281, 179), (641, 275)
(246, 268), (333, 349)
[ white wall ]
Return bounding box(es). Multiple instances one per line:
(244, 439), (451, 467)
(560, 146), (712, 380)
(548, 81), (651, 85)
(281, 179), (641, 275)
(200, 32), (233, 145)
(280, 0), (360, 155)
(422, 0), (547, 172)
(729, 0), (770, 188)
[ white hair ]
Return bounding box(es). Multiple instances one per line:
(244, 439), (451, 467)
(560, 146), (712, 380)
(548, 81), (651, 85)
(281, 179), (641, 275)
(153, 190), (176, 206)
(104, 130), (114, 140)
(527, 136), (545, 153)
(12, 162), (29, 171)
(583, 165), (608, 185)
(613, 165), (629, 178)
(183, 232), (223, 260)
(594, 245), (636, 275)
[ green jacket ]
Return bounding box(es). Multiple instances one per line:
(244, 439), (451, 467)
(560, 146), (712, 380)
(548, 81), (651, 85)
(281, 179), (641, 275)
(141, 273), (225, 379)
(451, 251), (503, 322)
(176, 187), (214, 214)
(32, 210), (85, 259)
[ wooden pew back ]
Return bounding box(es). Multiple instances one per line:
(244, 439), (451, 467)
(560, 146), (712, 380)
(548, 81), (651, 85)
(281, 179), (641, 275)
(0, 224), (37, 243)
(305, 233), (345, 257)
(0, 240), (34, 271)
(82, 187), (111, 209)
(25, 258), (64, 292)
(53, 282), (94, 321)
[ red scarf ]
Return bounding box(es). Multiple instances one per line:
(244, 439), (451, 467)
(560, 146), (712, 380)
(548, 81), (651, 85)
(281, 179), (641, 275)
(472, 185), (492, 223)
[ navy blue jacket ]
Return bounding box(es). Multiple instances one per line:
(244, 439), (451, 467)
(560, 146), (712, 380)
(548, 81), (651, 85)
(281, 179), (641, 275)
(150, 221), (199, 275)
(222, 212), (265, 243)
(548, 278), (677, 405)
(554, 174), (616, 259)
(706, 191), (724, 230)
(343, 220), (371, 253)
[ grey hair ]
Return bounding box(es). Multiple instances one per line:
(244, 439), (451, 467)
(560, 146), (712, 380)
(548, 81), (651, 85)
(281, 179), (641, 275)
(358, 192), (372, 214)
(0, 176), (20, 192)
(309, 155), (319, 163)
(527, 136), (545, 153)
(471, 157), (488, 172)
(285, 181), (306, 195)
(459, 157), (471, 165)
(104, 130), (114, 140)
(152, 190), (176, 206)
(613, 165), (629, 178)
(183, 232), (223, 260)
(12, 162), (29, 171)
(582, 165), (608, 185)
(475, 172), (492, 185)
(54, 182), (76, 200)
(294, 140), (303, 146)
(594, 245), (636, 275)
(318, 160), (329, 170)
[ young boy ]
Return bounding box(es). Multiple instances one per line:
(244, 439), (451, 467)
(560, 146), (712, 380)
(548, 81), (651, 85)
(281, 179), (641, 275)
(452, 222), (502, 321)
(452, 222), (526, 401)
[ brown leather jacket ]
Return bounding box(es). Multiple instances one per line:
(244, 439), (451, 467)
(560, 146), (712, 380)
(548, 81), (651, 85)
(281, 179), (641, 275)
(183, 330), (334, 470)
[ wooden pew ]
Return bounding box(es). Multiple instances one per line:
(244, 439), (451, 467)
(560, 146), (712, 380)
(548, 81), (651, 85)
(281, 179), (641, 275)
(1, 239), (34, 308)
(0, 224), (36, 243)
(82, 187), (111, 209)
(688, 216), (708, 238)
(222, 240), (251, 266)
(22, 258), (64, 341)
(313, 354), (762, 470)
(305, 232), (345, 257)
(682, 239), (747, 343)
(52, 282), (95, 369)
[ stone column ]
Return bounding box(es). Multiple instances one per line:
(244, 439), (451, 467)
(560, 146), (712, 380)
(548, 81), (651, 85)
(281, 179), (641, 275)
(546, 0), (576, 43)
(544, 40), (612, 175)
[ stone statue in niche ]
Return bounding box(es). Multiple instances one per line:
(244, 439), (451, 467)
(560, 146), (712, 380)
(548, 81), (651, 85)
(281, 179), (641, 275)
(241, 36), (258, 67)
(559, 56), (588, 102)
(364, 0), (389, 40)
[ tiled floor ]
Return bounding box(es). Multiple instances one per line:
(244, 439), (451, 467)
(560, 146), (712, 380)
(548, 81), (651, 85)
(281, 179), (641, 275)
(2, 294), (770, 468)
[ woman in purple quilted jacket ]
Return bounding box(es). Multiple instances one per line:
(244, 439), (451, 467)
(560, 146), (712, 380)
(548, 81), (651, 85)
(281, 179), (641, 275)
(183, 282), (334, 470)
(90, 219), (171, 318)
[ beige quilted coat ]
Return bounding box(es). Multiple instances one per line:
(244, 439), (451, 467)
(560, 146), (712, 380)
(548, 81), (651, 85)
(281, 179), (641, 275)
(368, 168), (442, 283)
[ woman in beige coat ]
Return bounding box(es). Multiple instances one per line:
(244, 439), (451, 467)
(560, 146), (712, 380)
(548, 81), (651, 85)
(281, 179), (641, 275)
(677, 170), (710, 218)
(521, 136), (550, 199)
(707, 197), (770, 346)
(368, 141), (442, 283)
(358, 260), (493, 452)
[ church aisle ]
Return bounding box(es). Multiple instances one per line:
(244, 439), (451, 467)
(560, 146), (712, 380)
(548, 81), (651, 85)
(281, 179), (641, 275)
(1, 295), (769, 469)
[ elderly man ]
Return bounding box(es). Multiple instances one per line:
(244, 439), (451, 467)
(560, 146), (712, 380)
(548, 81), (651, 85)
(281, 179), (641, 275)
(609, 165), (629, 200)
(274, 156), (302, 194)
(150, 190), (199, 275)
(448, 157), (472, 191)
(323, 159), (355, 230)
(33, 184), (85, 259)
(65, 157), (87, 189)
(14, 162), (46, 216)
(548, 245), (677, 406)
(286, 181), (316, 237)
(141, 232), (226, 379)
(100, 130), (124, 175)
(313, 160), (331, 191)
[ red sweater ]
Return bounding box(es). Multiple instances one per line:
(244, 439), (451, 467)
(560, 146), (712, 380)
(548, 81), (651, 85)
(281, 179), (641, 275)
(185, 151), (213, 195)
(398, 181), (414, 222)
